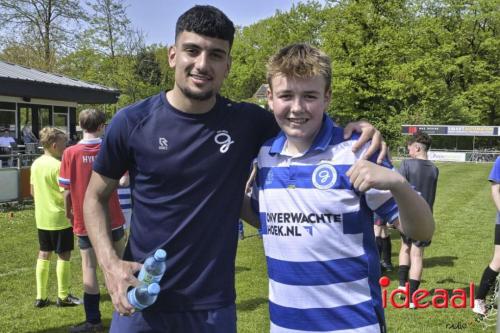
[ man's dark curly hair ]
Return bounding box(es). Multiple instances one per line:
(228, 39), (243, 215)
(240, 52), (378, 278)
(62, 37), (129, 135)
(407, 130), (432, 151)
(175, 5), (235, 47)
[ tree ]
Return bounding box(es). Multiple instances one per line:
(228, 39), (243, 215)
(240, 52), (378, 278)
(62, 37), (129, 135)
(223, 1), (326, 101)
(135, 48), (162, 86)
(86, 0), (130, 59)
(321, 0), (413, 144)
(153, 45), (175, 91)
(72, 0), (150, 107)
(0, 0), (85, 70)
(0, 40), (48, 69)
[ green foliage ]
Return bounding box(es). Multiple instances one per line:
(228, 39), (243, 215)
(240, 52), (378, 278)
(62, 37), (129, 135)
(0, 0), (497, 145)
(152, 44), (175, 91)
(86, 0), (130, 58)
(0, 0), (86, 70)
(57, 44), (169, 114)
(225, 0), (498, 148)
(0, 42), (50, 70)
(222, 1), (326, 100)
(135, 49), (162, 86)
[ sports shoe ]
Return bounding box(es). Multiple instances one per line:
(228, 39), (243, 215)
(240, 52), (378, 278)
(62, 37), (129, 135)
(397, 285), (407, 300)
(69, 321), (104, 333)
(34, 298), (49, 308)
(409, 302), (416, 309)
(473, 299), (487, 316)
(56, 294), (81, 307)
(381, 261), (394, 272)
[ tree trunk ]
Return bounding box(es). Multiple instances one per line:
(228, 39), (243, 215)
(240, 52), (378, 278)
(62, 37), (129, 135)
(44, 0), (53, 70)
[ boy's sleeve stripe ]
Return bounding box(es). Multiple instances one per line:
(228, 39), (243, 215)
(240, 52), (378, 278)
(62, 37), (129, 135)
(58, 177), (70, 185)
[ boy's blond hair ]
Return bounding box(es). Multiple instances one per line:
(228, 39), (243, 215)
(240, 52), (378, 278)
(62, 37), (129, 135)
(266, 43), (332, 92)
(39, 127), (66, 149)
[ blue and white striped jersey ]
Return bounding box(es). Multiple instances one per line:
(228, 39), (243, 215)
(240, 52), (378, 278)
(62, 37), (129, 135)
(253, 116), (399, 333)
(118, 186), (132, 229)
(117, 187), (132, 210)
(489, 157), (500, 224)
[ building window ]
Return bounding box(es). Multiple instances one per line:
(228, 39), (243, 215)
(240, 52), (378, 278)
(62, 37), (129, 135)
(0, 109), (16, 136)
(38, 106), (51, 130)
(53, 112), (68, 133)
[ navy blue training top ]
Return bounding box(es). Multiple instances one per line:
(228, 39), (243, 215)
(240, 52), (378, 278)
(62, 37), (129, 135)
(94, 92), (278, 311)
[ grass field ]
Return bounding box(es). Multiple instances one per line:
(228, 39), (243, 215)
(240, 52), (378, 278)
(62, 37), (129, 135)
(0, 162), (497, 332)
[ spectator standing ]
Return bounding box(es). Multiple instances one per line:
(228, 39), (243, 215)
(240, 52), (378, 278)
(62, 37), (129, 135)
(397, 131), (439, 308)
(59, 109), (126, 332)
(31, 127), (80, 308)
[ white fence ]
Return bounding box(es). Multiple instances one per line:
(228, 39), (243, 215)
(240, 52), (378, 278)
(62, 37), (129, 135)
(396, 148), (499, 163)
(0, 153), (41, 203)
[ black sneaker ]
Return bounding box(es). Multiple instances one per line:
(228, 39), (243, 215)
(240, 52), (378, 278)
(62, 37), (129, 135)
(56, 294), (81, 307)
(69, 321), (104, 333)
(381, 262), (394, 272)
(34, 298), (49, 308)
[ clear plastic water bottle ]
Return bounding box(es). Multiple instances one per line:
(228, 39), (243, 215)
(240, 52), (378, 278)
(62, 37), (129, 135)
(138, 249), (167, 284)
(127, 283), (160, 311)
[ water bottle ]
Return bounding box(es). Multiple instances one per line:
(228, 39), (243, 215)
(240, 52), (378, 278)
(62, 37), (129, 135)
(138, 249), (167, 284)
(127, 283), (160, 310)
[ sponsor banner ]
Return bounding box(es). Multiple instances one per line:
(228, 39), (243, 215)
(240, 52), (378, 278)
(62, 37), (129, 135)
(402, 125), (447, 135)
(402, 125), (500, 136)
(447, 126), (497, 136)
(428, 151), (466, 162)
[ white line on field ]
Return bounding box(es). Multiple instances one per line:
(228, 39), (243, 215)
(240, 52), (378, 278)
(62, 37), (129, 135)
(0, 254), (82, 277)
(0, 266), (31, 277)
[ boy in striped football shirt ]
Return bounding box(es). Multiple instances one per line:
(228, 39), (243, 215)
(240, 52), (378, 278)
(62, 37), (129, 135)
(242, 43), (435, 333)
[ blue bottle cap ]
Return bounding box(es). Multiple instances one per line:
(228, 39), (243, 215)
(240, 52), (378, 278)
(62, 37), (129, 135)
(148, 283), (161, 295)
(154, 249), (167, 261)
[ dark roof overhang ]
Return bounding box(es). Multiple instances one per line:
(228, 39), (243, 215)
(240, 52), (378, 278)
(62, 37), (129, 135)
(0, 77), (120, 104)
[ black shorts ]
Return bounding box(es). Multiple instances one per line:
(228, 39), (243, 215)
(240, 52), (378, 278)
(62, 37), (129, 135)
(78, 227), (125, 250)
(400, 232), (431, 248)
(494, 224), (500, 245)
(38, 227), (74, 253)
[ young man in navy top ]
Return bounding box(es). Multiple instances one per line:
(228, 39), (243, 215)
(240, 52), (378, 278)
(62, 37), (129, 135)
(84, 5), (387, 333)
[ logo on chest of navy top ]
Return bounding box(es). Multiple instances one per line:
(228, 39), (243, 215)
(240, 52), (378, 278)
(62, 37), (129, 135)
(312, 163), (337, 190)
(158, 137), (168, 150)
(214, 130), (234, 153)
